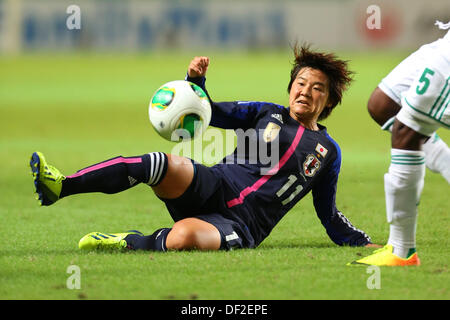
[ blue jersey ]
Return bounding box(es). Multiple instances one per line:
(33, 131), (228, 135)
(187, 76), (371, 247)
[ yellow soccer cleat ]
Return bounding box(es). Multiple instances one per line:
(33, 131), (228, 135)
(347, 244), (421, 266)
(30, 152), (65, 206)
(78, 230), (143, 250)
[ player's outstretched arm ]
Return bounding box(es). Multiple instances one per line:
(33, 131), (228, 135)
(185, 56), (269, 131)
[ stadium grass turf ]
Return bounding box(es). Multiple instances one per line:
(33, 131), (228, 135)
(0, 51), (448, 300)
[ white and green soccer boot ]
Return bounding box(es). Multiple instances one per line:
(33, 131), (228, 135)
(30, 151), (65, 206)
(78, 230), (144, 250)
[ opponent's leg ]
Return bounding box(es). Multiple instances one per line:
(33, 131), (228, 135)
(385, 149), (424, 259)
(349, 121), (426, 266)
(386, 121), (427, 259)
(368, 87), (450, 182)
(367, 87), (401, 127)
(422, 133), (450, 183)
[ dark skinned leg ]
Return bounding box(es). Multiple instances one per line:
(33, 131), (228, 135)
(367, 87), (401, 127)
(391, 120), (428, 150)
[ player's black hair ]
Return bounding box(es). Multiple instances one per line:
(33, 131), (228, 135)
(288, 43), (354, 121)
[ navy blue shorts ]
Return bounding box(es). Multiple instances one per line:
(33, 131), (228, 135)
(159, 162), (255, 250)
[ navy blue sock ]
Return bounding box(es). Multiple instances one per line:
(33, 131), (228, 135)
(124, 228), (172, 251)
(61, 152), (168, 197)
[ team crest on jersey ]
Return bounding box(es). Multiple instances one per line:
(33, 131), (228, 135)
(263, 122), (281, 142)
(303, 154), (321, 177)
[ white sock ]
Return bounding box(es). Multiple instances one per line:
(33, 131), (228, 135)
(385, 149), (425, 258)
(422, 133), (450, 184)
(381, 118), (450, 184)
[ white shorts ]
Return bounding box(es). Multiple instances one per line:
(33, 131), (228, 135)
(378, 37), (449, 106)
(396, 40), (450, 136)
(378, 35), (450, 136)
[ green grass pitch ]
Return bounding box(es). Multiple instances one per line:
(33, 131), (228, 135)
(0, 50), (448, 300)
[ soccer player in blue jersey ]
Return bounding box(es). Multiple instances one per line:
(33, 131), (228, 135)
(30, 45), (378, 251)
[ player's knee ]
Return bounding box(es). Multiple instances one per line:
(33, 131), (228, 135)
(167, 220), (220, 251)
(152, 154), (194, 199)
(166, 221), (200, 250)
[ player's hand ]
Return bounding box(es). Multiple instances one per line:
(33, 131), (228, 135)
(188, 56), (210, 78)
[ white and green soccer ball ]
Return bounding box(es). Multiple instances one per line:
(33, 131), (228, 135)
(149, 80), (211, 141)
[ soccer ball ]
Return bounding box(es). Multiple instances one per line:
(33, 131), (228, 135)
(149, 80), (211, 141)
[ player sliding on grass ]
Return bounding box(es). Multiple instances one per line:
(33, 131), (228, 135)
(349, 21), (450, 266)
(31, 45), (379, 252)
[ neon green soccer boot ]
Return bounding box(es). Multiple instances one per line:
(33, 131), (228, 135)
(78, 230), (144, 250)
(30, 151), (65, 206)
